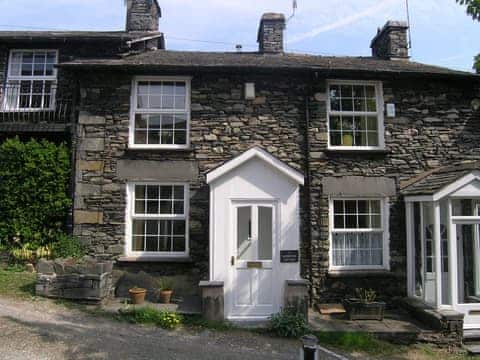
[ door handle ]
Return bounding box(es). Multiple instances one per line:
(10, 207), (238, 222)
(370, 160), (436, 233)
(231, 256), (235, 266)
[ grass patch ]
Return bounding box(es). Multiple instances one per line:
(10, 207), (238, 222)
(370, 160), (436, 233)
(181, 314), (237, 331)
(116, 307), (182, 329)
(0, 265), (36, 299)
(314, 331), (400, 357)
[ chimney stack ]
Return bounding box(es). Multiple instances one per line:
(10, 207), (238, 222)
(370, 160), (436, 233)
(370, 21), (409, 60)
(126, 0), (161, 32)
(257, 13), (286, 53)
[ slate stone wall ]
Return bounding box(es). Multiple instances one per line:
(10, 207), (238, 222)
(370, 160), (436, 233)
(72, 69), (480, 304)
(307, 77), (480, 302)
(73, 71), (309, 289)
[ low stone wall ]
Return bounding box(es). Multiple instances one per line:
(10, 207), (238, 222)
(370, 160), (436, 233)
(36, 257), (113, 302)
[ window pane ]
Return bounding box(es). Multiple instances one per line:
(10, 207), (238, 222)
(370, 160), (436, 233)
(329, 116), (341, 131)
(334, 215), (344, 229)
(172, 237), (186, 252)
(237, 206), (253, 260)
(341, 98), (353, 112)
(345, 201), (357, 214)
(340, 85), (352, 98)
(258, 206), (273, 260)
(333, 200), (344, 213)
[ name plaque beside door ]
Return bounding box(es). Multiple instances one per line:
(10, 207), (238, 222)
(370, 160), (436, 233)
(280, 250), (299, 263)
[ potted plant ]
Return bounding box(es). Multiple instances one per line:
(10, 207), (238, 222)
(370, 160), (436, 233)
(343, 288), (386, 321)
(128, 286), (147, 305)
(158, 278), (174, 304)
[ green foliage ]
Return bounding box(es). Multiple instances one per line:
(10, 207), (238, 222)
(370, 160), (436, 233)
(118, 307), (182, 329)
(314, 331), (397, 356)
(158, 278), (174, 291)
(355, 288), (377, 303)
(0, 267), (36, 298)
(50, 233), (85, 259)
(10, 243), (52, 263)
(0, 137), (71, 249)
(457, 0), (480, 20)
(475, 54), (480, 73)
(181, 314), (236, 331)
(268, 308), (309, 338)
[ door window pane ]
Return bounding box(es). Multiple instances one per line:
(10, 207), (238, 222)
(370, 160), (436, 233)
(237, 207), (253, 260)
(258, 207), (273, 260)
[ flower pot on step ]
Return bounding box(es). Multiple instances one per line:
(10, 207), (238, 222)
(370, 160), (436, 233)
(159, 290), (173, 304)
(129, 288), (147, 305)
(343, 299), (386, 321)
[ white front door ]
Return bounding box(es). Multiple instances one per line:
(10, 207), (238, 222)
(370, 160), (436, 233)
(228, 201), (277, 319)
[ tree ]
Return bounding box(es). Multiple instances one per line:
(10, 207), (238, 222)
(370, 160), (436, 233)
(457, 0), (480, 20)
(456, 0), (480, 72)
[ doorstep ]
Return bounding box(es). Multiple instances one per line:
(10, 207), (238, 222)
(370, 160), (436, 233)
(102, 295), (202, 315)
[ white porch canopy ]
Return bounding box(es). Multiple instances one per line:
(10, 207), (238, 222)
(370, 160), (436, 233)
(403, 162), (480, 329)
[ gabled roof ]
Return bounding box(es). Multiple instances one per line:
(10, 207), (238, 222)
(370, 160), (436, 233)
(206, 147), (304, 185)
(401, 161), (480, 198)
(57, 50), (479, 79)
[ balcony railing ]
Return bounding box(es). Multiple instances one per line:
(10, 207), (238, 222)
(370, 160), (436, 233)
(0, 83), (72, 123)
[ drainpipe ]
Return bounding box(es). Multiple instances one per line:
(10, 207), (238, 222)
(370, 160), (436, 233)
(67, 74), (80, 234)
(304, 90), (314, 306)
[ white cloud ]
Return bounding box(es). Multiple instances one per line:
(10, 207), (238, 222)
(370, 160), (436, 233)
(287, 0), (398, 44)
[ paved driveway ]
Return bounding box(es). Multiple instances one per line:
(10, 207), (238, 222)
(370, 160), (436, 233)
(0, 297), (344, 360)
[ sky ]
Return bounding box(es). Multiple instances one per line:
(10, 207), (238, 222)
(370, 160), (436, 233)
(0, 0), (478, 72)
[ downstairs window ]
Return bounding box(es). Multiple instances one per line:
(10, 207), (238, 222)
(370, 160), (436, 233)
(330, 198), (389, 270)
(127, 183), (189, 257)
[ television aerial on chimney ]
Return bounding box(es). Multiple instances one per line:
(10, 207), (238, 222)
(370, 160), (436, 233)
(287, 0), (298, 23)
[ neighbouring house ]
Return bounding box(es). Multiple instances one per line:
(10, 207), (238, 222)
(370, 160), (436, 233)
(1, 0), (480, 336)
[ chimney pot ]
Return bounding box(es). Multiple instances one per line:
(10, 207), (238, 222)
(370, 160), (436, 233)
(370, 20), (409, 60)
(126, 0), (161, 32)
(257, 13), (286, 53)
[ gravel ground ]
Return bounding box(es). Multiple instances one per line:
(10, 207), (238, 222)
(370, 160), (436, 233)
(0, 297), (343, 360)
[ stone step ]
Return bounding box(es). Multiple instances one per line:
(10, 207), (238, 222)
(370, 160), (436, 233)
(463, 329), (480, 341)
(464, 344), (480, 355)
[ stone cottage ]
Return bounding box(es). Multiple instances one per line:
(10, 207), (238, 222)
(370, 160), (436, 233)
(1, 0), (480, 332)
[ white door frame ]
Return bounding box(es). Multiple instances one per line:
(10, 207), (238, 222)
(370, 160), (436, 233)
(226, 198), (279, 320)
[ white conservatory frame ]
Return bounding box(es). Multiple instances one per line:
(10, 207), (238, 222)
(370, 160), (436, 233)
(405, 170), (480, 329)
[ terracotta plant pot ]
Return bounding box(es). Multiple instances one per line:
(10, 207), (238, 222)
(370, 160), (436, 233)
(129, 288), (147, 305)
(159, 290), (173, 304)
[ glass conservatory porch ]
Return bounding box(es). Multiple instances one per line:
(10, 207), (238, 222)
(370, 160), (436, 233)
(404, 167), (480, 329)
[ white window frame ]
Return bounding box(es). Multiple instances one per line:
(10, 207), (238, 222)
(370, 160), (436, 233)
(328, 197), (390, 271)
(326, 80), (385, 151)
(125, 182), (190, 259)
(4, 49), (58, 111)
(129, 76), (192, 150)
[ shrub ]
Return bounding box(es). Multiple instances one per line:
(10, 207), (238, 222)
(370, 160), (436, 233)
(119, 307), (182, 329)
(268, 308), (309, 338)
(50, 233), (85, 259)
(0, 137), (71, 249)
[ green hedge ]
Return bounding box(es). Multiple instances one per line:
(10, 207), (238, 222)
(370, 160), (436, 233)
(0, 137), (71, 249)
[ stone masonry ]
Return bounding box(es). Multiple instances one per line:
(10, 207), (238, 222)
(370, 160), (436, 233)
(71, 67), (480, 305)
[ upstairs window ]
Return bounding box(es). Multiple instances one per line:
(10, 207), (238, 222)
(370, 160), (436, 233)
(130, 77), (191, 149)
(327, 81), (384, 149)
(330, 198), (389, 270)
(4, 50), (58, 110)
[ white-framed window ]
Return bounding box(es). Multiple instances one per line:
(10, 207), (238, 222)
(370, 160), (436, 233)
(327, 80), (385, 150)
(3, 49), (58, 111)
(329, 198), (390, 270)
(126, 182), (189, 257)
(129, 76), (191, 149)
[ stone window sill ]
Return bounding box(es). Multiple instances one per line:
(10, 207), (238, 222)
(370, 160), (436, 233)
(117, 256), (193, 263)
(328, 270), (396, 278)
(126, 147), (193, 153)
(325, 149), (390, 155)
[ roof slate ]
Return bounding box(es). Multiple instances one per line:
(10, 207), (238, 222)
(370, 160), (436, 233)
(0, 31), (162, 41)
(57, 50), (479, 78)
(400, 162), (480, 196)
